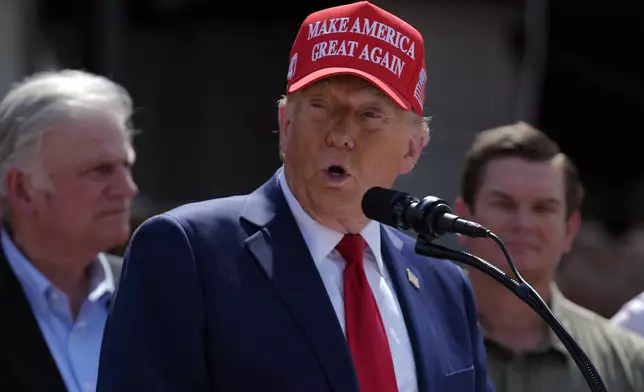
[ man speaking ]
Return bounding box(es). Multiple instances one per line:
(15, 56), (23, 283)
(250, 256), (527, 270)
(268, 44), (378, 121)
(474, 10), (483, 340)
(97, 2), (493, 391)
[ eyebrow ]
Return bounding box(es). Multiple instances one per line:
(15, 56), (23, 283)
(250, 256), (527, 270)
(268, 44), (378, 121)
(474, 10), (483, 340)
(82, 151), (136, 167)
(305, 80), (394, 110)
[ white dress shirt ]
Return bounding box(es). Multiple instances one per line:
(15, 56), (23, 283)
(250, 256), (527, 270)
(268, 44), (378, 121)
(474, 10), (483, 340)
(278, 168), (418, 392)
(611, 290), (644, 337)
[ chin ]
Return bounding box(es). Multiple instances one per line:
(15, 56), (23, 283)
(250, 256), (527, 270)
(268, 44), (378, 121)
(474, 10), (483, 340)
(318, 188), (357, 206)
(306, 199), (353, 223)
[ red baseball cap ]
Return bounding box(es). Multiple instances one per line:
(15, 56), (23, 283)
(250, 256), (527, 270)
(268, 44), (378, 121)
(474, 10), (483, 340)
(285, 1), (427, 115)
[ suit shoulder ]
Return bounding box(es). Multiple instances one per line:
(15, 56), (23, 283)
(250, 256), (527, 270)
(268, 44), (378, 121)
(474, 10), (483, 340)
(132, 195), (251, 252)
(136, 196), (247, 233)
(164, 196), (248, 223)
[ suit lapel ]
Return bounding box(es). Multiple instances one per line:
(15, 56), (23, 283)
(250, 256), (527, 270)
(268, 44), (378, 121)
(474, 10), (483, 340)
(241, 174), (358, 392)
(0, 246), (67, 392)
(380, 228), (445, 392)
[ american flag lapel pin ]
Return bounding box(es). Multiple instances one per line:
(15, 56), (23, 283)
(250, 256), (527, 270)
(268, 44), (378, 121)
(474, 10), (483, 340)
(406, 268), (420, 290)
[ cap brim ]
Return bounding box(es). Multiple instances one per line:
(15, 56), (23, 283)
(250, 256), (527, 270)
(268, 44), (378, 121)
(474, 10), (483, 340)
(288, 67), (411, 111)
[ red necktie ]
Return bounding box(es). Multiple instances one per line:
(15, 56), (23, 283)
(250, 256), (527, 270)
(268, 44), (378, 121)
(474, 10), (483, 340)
(337, 234), (398, 392)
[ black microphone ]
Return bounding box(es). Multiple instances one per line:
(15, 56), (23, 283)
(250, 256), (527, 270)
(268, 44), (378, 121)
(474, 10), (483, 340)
(361, 186), (490, 239)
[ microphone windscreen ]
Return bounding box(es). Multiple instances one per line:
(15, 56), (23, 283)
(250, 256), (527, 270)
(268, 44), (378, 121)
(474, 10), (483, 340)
(361, 187), (405, 226)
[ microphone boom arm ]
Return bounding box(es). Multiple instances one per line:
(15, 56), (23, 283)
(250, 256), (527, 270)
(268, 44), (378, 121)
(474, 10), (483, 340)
(415, 237), (608, 392)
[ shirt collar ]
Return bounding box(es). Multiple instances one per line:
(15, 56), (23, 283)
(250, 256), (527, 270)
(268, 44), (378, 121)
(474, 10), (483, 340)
(278, 167), (385, 276)
(2, 228), (115, 306)
(88, 253), (116, 302)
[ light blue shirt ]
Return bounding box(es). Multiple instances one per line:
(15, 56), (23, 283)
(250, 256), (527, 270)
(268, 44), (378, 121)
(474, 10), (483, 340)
(2, 229), (115, 392)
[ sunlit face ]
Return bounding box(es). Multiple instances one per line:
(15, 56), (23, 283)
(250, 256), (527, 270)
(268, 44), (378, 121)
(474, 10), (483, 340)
(26, 114), (138, 252)
(456, 156), (580, 285)
(279, 76), (422, 226)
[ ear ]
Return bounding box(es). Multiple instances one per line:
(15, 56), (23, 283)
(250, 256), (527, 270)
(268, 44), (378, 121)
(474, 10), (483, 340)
(278, 104), (292, 156)
(563, 210), (582, 253)
(399, 133), (424, 174)
(4, 167), (37, 218)
(453, 196), (472, 246)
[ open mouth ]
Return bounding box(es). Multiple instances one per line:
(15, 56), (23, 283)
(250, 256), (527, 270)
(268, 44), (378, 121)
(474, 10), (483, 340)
(327, 165), (347, 177)
(323, 165), (351, 185)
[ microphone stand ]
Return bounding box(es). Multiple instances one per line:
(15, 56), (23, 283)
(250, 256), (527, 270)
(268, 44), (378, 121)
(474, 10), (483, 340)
(415, 235), (608, 392)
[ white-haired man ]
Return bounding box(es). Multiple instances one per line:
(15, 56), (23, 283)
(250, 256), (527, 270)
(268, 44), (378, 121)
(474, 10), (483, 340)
(0, 70), (138, 392)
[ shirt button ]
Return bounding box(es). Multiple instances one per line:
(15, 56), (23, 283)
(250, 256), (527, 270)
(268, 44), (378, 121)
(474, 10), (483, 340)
(83, 382), (94, 392)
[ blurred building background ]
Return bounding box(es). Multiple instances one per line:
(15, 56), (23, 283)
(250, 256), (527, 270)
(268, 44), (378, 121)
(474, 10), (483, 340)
(1, 0), (643, 317)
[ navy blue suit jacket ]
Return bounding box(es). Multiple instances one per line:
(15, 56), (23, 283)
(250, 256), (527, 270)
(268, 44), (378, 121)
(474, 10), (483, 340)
(97, 172), (493, 392)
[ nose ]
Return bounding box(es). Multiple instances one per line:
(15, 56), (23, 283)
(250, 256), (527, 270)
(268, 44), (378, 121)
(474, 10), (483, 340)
(325, 114), (356, 150)
(513, 208), (538, 231)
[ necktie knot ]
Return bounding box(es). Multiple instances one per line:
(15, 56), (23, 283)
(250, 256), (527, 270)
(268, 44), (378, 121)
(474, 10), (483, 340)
(336, 234), (367, 267)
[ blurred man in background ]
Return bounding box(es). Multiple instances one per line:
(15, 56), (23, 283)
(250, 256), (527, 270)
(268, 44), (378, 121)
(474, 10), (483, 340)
(97, 2), (492, 391)
(453, 122), (644, 391)
(0, 70), (138, 392)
